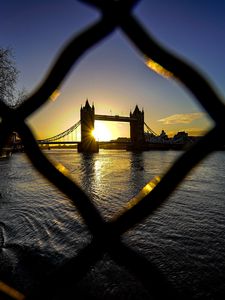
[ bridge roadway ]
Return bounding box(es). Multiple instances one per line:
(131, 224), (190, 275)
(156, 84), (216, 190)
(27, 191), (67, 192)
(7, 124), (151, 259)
(38, 141), (132, 145)
(95, 114), (136, 122)
(38, 141), (79, 145)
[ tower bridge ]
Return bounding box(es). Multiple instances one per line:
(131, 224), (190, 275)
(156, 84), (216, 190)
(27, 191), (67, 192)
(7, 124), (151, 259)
(38, 99), (157, 153)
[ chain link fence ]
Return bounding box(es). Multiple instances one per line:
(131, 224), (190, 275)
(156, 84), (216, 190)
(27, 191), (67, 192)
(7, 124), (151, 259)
(0, 0), (225, 299)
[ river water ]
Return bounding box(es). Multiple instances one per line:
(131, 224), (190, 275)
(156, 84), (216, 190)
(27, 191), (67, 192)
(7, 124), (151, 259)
(0, 149), (225, 299)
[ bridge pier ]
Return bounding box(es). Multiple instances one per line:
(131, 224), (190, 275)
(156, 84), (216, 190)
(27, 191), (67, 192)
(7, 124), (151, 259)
(129, 105), (146, 151)
(77, 140), (99, 153)
(78, 100), (99, 153)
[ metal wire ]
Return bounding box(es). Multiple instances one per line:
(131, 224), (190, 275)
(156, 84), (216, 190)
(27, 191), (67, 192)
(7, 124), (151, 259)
(0, 0), (225, 299)
(37, 120), (81, 143)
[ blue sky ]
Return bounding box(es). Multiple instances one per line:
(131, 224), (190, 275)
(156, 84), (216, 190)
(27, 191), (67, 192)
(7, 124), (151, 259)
(2, 0), (225, 139)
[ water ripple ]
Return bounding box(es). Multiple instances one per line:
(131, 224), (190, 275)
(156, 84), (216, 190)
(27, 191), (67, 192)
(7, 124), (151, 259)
(0, 150), (224, 299)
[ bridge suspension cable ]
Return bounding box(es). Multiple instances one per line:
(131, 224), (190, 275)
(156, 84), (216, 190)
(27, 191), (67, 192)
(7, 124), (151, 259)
(37, 119), (157, 143)
(38, 120), (81, 143)
(144, 122), (158, 136)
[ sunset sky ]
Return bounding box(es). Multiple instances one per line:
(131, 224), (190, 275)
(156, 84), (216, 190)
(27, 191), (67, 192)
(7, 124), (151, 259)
(2, 0), (225, 140)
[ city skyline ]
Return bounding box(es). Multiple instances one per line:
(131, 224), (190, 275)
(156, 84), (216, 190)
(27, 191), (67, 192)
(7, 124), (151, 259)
(2, 0), (225, 140)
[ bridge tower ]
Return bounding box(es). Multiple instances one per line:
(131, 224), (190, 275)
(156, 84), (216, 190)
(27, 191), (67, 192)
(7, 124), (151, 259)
(78, 99), (99, 153)
(130, 105), (145, 149)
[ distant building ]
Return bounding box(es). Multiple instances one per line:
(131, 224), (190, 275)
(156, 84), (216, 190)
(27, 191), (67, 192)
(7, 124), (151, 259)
(115, 137), (131, 142)
(172, 131), (190, 144)
(159, 130), (169, 141)
(145, 129), (170, 144)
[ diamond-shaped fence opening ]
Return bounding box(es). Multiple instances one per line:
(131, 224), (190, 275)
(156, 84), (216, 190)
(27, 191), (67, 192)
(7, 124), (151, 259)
(0, 0), (225, 299)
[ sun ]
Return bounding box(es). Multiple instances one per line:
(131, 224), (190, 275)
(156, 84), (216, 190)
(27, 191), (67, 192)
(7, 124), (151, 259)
(92, 122), (112, 141)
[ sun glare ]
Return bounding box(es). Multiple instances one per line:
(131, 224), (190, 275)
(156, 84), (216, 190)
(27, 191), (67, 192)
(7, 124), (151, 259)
(92, 122), (112, 141)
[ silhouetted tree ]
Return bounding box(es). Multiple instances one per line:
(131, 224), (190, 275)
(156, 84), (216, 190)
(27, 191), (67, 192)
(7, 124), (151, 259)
(0, 47), (22, 107)
(14, 86), (27, 108)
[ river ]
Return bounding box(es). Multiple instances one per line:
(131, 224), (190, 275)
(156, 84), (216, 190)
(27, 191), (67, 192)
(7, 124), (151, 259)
(0, 149), (225, 299)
